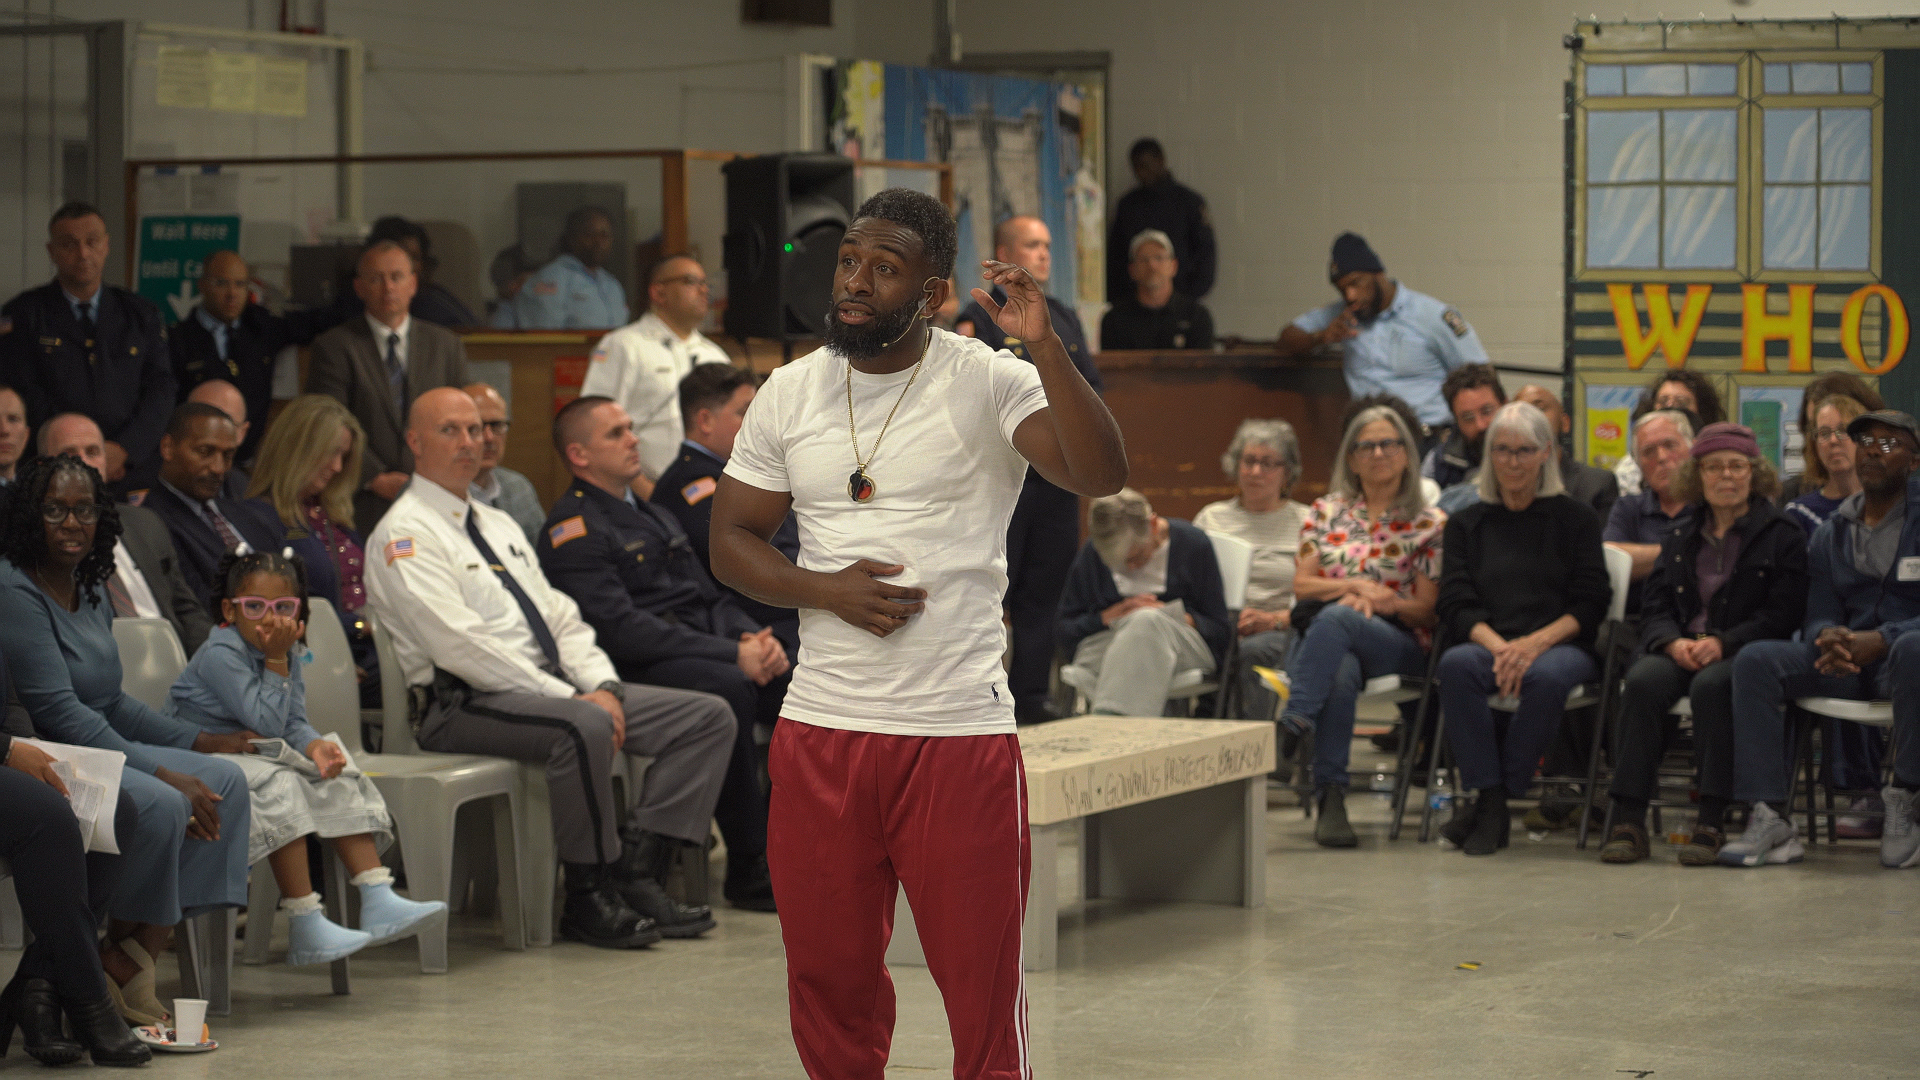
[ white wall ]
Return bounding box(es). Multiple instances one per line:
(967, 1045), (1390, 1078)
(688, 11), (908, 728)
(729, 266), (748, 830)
(862, 0), (1919, 368)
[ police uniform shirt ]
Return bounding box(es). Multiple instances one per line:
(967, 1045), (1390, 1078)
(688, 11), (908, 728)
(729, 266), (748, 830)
(1099, 292), (1215, 351)
(580, 311), (731, 478)
(537, 479), (761, 671)
(0, 280), (174, 469)
(1290, 283), (1489, 428)
(954, 289), (1103, 393)
(511, 253), (630, 330)
(364, 474), (617, 697)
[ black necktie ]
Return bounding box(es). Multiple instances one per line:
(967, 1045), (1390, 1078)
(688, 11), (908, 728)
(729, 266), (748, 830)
(385, 332), (405, 411)
(465, 508), (561, 673)
(77, 302), (97, 364)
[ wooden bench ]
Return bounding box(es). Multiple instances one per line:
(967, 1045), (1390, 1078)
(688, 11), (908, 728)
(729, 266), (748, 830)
(887, 716), (1274, 972)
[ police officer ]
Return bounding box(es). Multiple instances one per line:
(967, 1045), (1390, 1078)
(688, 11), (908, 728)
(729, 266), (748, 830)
(511, 206), (629, 330)
(0, 202), (174, 487)
(366, 387), (734, 948)
(541, 394), (785, 912)
(168, 250), (341, 464)
(581, 254), (730, 499)
(1278, 232), (1490, 444)
(956, 215), (1103, 724)
(652, 362), (800, 655)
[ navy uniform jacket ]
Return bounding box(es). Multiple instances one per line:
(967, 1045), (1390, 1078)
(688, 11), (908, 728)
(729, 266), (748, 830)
(168, 302), (341, 462)
(1106, 174), (1217, 302)
(135, 481), (286, 609)
(539, 478), (762, 673)
(0, 281), (175, 477)
(954, 289), (1102, 392)
(652, 442), (801, 644)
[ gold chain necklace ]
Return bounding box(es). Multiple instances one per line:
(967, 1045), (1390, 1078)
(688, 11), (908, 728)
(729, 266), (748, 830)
(845, 332), (929, 503)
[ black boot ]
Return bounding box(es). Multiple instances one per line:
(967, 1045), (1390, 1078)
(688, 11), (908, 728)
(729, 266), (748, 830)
(58, 994), (151, 1067)
(1463, 785), (1511, 856)
(1439, 795), (1478, 848)
(612, 832), (717, 939)
(1313, 785), (1358, 848)
(724, 855), (777, 912)
(0, 973), (83, 1066)
(558, 862), (661, 949)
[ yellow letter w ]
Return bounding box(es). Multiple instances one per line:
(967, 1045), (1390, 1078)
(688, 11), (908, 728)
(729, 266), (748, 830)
(1606, 283), (1713, 370)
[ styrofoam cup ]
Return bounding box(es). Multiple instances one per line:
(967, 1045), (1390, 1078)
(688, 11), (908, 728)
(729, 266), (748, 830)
(172, 998), (208, 1046)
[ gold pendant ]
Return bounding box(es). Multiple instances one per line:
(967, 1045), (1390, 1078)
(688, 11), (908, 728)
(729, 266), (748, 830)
(848, 469), (876, 503)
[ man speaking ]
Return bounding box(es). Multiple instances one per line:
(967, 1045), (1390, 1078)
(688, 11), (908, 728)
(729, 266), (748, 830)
(711, 189), (1127, 1079)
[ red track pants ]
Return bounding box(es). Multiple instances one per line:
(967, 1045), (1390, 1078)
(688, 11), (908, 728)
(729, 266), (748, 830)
(768, 719), (1031, 1080)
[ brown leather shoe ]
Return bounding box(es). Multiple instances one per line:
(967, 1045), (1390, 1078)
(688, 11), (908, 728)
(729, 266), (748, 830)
(1599, 821), (1651, 863)
(1677, 825), (1725, 866)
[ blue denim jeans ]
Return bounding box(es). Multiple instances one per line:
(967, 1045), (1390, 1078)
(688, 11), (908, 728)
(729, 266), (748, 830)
(1730, 633), (1920, 804)
(1283, 604), (1426, 787)
(1437, 642), (1596, 794)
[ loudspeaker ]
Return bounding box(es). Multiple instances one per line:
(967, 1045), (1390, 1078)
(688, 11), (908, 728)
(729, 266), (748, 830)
(722, 153), (855, 340)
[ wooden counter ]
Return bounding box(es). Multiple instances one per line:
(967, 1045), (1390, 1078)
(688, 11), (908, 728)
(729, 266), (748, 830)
(458, 335), (1351, 519)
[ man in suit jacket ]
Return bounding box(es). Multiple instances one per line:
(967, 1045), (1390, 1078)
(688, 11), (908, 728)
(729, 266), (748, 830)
(306, 240), (470, 529)
(0, 202), (174, 487)
(41, 412), (214, 653)
(1516, 385), (1620, 522)
(168, 250), (341, 464)
(651, 363), (799, 655)
(133, 402), (283, 608)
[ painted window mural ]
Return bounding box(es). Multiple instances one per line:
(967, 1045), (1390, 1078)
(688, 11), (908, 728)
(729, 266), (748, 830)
(1566, 25), (1920, 474)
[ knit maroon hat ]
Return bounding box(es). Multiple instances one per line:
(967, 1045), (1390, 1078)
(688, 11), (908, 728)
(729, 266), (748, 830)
(1690, 421), (1760, 460)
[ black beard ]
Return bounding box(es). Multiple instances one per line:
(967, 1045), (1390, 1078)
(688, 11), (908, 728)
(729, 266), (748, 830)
(825, 299), (921, 361)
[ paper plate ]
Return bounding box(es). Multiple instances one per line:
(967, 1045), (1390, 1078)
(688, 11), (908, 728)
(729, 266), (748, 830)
(134, 1025), (217, 1053)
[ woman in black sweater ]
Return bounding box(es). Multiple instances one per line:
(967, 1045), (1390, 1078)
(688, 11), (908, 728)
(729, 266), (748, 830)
(1599, 422), (1805, 865)
(1437, 402), (1611, 856)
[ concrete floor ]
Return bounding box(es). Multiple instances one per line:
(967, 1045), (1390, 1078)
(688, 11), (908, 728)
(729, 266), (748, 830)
(6, 746), (1919, 1078)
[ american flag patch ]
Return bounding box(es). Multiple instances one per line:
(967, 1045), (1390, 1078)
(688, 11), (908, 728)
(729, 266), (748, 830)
(681, 476), (717, 505)
(548, 516), (588, 548)
(384, 538), (415, 565)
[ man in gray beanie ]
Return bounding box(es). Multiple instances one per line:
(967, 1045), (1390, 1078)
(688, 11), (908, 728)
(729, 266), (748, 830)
(1278, 232), (1490, 442)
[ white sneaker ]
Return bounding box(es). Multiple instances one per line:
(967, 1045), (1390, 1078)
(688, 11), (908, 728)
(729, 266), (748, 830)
(1716, 803), (1804, 867)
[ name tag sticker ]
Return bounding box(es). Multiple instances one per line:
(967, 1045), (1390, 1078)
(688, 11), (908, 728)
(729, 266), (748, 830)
(1900, 557), (1920, 582)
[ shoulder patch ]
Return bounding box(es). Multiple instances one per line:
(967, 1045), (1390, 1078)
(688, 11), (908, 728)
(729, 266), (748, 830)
(126, 489), (148, 506)
(681, 476), (718, 505)
(548, 515), (588, 548)
(384, 538), (415, 565)
(1441, 307), (1470, 338)
(533, 281), (558, 296)
(590, 348), (609, 362)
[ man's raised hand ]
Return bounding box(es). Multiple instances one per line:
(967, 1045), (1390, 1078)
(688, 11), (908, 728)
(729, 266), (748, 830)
(970, 260), (1053, 343)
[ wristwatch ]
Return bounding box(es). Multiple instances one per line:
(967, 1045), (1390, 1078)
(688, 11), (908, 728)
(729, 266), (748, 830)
(595, 680), (626, 704)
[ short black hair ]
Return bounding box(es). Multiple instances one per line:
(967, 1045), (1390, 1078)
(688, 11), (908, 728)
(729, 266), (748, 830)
(212, 548), (310, 625)
(563, 205), (613, 242)
(166, 401), (237, 440)
(48, 201), (103, 232)
(368, 215), (435, 272)
(1638, 369), (1724, 426)
(1129, 138), (1164, 162)
(553, 394), (617, 457)
(1441, 363), (1506, 412)
(679, 363), (756, 432)
(852, 188), (957, 279)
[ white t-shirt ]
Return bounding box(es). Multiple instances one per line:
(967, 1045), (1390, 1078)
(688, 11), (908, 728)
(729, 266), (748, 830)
(724, 329), (1049, 736)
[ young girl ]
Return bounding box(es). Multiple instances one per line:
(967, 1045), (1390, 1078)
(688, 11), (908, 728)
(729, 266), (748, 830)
(168, 550), (443, 966)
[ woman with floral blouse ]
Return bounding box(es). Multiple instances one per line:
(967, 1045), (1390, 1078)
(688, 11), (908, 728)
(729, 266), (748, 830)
(1280, 402), (1444, 848)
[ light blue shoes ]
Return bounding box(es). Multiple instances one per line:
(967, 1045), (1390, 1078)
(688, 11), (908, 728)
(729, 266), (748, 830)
(356, 881), (448, 944)
(284, 907), (373, 966)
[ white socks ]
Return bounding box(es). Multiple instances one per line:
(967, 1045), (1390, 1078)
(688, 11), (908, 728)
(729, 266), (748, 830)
(351, 867), (394, 888)
(279, 891), (323, 915)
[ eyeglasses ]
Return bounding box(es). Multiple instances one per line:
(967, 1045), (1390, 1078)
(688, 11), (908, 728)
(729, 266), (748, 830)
(657, 274), (708, 289)
(1454, 402), (1499, 425)
(40, 503), (100, 525)
(1854, 433), (1914, 455)
(1489, 444), (1542, 461)
(1700, 460), (1752, 477)
(1812, 426), (1853, 444)
(481, 420), (511, 437)
(1239, 456), (1287, 472)
(1349, 437), (1406, 458)
(232, 596), (302, 620)
(1653, 394), (1695, 412)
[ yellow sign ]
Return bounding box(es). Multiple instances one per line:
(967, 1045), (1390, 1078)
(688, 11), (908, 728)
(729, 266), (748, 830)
(1607, 282), (1908, 376)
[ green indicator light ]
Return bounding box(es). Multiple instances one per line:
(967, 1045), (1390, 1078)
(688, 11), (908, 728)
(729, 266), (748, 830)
(784, 243), (794, 252)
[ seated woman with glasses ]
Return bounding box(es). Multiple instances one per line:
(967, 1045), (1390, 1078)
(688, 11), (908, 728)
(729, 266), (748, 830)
(0, 454), (251, 1028)
(1278, 404), (1444, 848)
(166, 549), (443, 967)
(1193, 419), (1309, 721)
(1435, 401), (1610, 856)
(247, 394), (381, 706)
(1599, 422), (1805, 864)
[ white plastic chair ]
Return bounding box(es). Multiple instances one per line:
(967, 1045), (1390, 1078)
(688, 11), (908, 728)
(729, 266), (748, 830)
(1793, 696), (1893, 842)
(344, 608), (526, 967)
(110, 617), (236, 1014)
